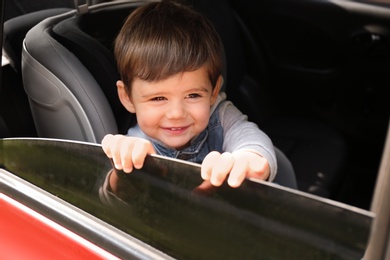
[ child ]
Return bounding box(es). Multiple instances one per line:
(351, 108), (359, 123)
(101, 0), (277, 189)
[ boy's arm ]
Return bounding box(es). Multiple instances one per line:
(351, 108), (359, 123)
(218, 94), (278, 181)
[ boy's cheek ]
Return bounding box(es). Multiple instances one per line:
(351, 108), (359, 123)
(136, 112), (161, 132)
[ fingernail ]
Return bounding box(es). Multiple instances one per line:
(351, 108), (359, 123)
(123, 166), (132, 173)
(228, 178), (239, 188)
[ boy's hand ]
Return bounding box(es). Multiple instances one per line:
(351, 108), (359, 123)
(101, 134), (156, 173)
(201, 150), (270, 188)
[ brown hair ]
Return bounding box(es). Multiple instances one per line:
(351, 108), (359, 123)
(114, 0), (223, 94)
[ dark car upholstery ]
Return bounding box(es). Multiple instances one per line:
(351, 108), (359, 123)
(190, 0), (348, 197)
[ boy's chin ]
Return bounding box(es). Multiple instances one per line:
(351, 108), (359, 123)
(163, 140), (191, 150)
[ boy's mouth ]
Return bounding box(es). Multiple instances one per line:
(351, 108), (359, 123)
(162, 126), (189, 134)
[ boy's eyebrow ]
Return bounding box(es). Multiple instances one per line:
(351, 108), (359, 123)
(185, 87), (210, 93)
(141, 91), (167, 98)
(141, 87), (210, 98)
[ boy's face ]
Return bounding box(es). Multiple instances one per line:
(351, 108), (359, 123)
(117, 65), (222, 150)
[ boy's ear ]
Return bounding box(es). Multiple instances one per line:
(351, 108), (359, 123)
(117, 80), (136, 113)
(211, 75), (223, 104)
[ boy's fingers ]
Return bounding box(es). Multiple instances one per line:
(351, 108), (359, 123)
(101, 134), (114, 158)
(132, 139), (155, 169)
(102, 134), (125, 164)
(110, 135), (127, 170)
(201, 151), (221, 180)
(232, 151), (270, 181)
(228, 151), (253, 187)
(227, 156), (247, 188)
(210, 152), (234, 186)
(120, 138), (135, 173)
(248, 155), (269, 180)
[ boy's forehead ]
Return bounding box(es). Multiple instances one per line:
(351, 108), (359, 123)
(136, 66), (212, 84)
(133, 67), (213, 89)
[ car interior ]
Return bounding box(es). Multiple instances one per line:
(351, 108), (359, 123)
(1, 0), (389, 211)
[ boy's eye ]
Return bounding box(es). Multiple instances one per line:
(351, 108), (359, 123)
(150, 96), (166, 101)
(186, 93), (201, 99)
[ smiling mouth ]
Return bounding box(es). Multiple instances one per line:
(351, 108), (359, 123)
(162, 126), (189, 133)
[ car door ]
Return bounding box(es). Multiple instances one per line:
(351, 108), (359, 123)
(0, 137), (375, 259)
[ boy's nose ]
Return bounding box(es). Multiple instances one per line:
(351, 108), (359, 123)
(166, 101), (187, 119)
